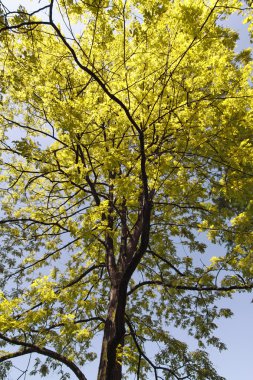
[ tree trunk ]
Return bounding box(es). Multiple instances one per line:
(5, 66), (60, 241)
(97, 283), (127, 380)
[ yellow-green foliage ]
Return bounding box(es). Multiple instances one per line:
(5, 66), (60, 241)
(0, 1), (253, 379)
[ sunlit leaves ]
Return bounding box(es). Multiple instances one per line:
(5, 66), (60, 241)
(0, 0), (252, 379)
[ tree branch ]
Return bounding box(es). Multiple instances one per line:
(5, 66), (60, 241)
(127, 280), (253, 296)
(0, 334), (87, 380)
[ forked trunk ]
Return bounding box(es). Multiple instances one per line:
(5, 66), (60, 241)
(97, 283), (127, 380)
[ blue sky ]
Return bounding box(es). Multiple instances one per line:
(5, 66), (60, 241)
(206, 14), (253, 380)
(2, 1), (253, 379)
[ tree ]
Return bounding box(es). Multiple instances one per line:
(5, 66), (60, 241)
(0, 0), (253, 379)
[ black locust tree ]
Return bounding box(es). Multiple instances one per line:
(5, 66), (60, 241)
(0, 1), (253, 379)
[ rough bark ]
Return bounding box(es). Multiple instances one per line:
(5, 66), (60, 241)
(97, 195), (153, 380)
(97, 282), (127, 380)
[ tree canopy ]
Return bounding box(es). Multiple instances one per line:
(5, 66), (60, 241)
(0, 0), (253, 379)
